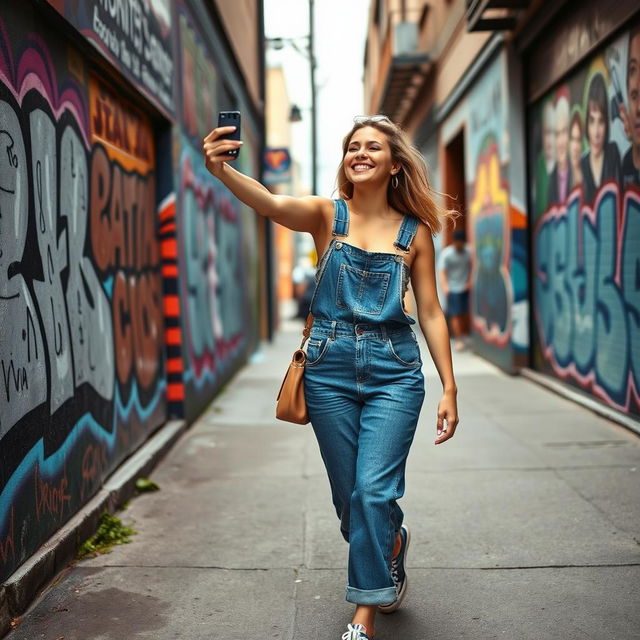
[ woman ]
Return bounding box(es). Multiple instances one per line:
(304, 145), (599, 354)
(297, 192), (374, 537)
(580, 72), (622, 205)
(569, 109), (584, 189)
(203, 115), (460, 640)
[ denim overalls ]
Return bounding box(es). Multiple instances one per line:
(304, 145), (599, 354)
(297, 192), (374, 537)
(304, 198), (425, 606)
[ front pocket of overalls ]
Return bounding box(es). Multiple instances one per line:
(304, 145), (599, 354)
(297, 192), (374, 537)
(305, 337), (332, 366)
(336, 264), (391, 316)
(386, 331), (421, 367)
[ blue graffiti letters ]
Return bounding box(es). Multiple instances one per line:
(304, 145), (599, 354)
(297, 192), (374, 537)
(535, 187), (639, 409)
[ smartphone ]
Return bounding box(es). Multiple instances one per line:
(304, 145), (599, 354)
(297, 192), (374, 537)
(217, 110), (241, 158)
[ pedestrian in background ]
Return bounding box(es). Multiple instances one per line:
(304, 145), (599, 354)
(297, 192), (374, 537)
(292, 255), (316, 319)
(439, 228), (472, 352)
(203, 114), (460, 640)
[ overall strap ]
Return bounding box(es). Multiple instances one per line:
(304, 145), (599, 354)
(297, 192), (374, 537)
(393, 214), (419, 253)
(332, 199), (350, 237)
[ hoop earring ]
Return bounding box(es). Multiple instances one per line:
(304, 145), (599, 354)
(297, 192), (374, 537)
(391, 174), (399, 189)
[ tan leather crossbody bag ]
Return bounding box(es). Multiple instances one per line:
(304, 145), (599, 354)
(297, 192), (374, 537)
(275, 312), (314, 424)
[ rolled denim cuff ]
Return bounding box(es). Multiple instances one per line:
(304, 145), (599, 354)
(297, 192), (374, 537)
(345, 584), (397, 605)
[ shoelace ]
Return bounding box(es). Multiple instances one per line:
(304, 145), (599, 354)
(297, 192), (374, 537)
(390, 554), (401, 588)
(341, 622), (369, 640)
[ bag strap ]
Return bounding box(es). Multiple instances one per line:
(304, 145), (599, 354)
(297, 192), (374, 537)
(300, 312), (314, 349)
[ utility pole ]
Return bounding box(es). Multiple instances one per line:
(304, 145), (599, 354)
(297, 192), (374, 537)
(309, 0), (317, 195)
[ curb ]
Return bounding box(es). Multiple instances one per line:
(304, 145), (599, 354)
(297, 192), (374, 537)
(520, 367), (640, 436)
(0, 419), (187, 637)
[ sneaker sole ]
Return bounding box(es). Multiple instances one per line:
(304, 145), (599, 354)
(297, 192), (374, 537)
(377, 524), (411, 614)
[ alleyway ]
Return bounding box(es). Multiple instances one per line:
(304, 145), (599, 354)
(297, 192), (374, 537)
(8, 316), (640, 640)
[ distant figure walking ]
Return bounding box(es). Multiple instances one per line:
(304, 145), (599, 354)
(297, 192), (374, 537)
(439, 228), (472, 351)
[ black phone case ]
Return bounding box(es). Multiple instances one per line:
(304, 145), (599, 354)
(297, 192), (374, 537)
(218, 111), (241, 158)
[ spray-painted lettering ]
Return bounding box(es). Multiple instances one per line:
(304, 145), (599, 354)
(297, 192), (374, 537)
(534, 186), (640, 411)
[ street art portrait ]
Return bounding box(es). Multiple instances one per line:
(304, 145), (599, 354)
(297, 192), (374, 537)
(0, 14), (166, 581)
(529, 21), (640, 418)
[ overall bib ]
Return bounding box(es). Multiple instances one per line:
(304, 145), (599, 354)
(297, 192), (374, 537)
(304, 198), (425, 606)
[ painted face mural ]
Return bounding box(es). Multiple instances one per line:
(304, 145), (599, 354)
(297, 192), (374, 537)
(529, 23), (640, 419)
(555, 96), (570, 172)
(543, 101), (556, 171)
(625, 30), (640, 149)
(587, 102), (606, 156)
(569, 118), (583, 182)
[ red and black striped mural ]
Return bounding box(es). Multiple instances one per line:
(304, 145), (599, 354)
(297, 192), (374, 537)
(158, 194), (186, 417)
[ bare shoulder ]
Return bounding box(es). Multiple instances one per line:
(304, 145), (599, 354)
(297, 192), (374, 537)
(412, 219), (435, 256)
(311, 196), (337, 234)
(318, 195), (337, 218)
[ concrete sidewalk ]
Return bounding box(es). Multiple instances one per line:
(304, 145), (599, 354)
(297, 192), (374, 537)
(7, 317), (640, 640)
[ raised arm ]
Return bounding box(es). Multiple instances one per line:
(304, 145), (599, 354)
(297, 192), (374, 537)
(203, 126), (330, 235)
(410, 223), (459, 445)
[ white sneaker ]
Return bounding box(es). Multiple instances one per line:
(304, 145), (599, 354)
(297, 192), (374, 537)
(341, 622), (372, 639)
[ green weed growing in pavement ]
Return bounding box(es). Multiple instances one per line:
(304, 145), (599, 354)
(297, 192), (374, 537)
(77, 510), (137, 558)
(135, 476), (160, 493)
(76, 477), (160, 558)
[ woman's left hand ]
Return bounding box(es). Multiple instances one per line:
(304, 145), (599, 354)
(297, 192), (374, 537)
(435, 390), (459, 445)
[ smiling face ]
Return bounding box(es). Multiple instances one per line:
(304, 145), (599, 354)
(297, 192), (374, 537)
(343, 126), (399, 188)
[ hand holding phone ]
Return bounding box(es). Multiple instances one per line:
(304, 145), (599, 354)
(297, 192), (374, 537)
(203, 111), (243, 177)
(217, 110), (241, 158)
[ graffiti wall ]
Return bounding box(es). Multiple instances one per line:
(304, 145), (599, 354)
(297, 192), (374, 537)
(174, 1), (260, 421)
(0, 0), (264, 585)
(528, 19), (640, 418)
(465, 51), (527, 372)
(0, 9), (166, 581)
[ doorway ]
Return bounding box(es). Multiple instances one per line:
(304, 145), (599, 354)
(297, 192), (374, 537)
(443, 128), (467, 240)
(442, 128), (470, 338)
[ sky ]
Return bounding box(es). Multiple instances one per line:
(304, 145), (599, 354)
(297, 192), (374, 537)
(264, 0), (370, 197)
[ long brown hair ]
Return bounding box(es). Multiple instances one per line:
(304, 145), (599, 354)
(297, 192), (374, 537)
(335, 117), (459, 235)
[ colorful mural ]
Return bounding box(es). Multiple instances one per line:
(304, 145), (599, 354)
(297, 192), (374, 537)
(468, 134), (510, 345)
(175, 2), (259, 421)
(0, 13), (166, 582)
(465, 51), (527, 371)
(0, 0), (263, 590)
(529, 21), (640, 418)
